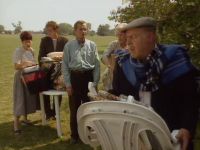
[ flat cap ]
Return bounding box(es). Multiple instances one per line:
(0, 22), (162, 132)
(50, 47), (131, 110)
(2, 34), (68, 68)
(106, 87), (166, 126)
(123, 17), (156, 31)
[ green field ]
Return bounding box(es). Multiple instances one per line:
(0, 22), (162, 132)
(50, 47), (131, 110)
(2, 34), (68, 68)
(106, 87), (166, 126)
(0, 34), (199, 150)
(0, 34), (115, 150)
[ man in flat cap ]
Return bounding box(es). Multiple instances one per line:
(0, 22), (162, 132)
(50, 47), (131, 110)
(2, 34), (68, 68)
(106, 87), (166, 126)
(109, 17), (199, 150)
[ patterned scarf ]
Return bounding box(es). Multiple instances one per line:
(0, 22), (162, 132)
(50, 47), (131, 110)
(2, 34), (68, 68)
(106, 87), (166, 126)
(140, 46), (166, 91)
(140, 45), (194, 92)
(117, 44), (194, 92)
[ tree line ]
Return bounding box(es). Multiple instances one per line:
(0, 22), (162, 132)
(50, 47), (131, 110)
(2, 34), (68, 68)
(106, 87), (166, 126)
(0, 21), (116, 36)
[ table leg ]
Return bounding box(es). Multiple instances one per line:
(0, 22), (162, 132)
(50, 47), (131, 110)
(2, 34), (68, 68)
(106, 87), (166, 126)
(54, 95), (62, 137)
(39, 93), (47, 125)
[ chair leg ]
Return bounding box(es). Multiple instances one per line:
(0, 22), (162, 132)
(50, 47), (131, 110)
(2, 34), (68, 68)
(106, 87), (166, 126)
(39, 93), (46, 125)
(54, 95), (62, 137)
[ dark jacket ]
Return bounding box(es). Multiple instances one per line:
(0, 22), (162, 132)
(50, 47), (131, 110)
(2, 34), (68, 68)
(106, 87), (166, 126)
(109, 52), (199, 138)
(38, 36), (68, 89)
(109, 62), (139, 99)
(38, 36), (68, 62)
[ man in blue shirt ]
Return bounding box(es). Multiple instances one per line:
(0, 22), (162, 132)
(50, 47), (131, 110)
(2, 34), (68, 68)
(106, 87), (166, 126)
(62, 20), (100, 143)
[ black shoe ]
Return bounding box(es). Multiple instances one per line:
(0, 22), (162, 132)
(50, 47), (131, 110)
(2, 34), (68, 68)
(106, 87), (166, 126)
(70, 138), (79, 144)
(46, 115), (56, 121)
(46, 115), (51, 120)
(21, 120), (33, 126)
(46, 111), (56, 120)
(14, 129), (22, 135)
(51, 116), (56, 120)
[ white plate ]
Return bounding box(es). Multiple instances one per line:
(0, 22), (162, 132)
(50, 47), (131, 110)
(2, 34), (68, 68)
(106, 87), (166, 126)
(47, 52), (63, 59)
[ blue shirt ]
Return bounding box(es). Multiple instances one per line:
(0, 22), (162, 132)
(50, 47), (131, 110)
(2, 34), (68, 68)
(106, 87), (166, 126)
(62, 39), (100, 87)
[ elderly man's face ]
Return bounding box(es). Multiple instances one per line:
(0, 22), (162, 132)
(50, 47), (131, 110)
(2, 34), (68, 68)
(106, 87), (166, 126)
(126, 28), (155, 60)
(74, 23), (88, 41)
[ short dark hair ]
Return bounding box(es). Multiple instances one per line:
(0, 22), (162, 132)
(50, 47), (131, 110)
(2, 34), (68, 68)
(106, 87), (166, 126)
(20, 31), (32, 41)
(74, 20), (87, 30)
(45, 21), (59, 30)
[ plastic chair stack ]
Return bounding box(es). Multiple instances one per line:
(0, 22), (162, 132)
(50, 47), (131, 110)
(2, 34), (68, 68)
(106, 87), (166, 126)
(77, 100), (180, 150)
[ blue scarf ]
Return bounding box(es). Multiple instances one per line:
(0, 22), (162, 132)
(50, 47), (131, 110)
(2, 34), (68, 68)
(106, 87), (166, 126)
(117, 50), (145, 90)
(117, 44), (195, 92)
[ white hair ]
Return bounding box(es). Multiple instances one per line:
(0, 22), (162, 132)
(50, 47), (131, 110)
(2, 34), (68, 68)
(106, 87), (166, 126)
(115, 23), (127, 32)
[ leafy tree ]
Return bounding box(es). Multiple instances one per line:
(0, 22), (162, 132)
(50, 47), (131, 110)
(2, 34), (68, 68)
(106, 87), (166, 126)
(88, 30), (96, 36)
(0, 25), (5, 33)
(4, 30), (12, 34)
(87, 22), (92, 31)
(58, 23), (73, 35)
(109, 28), (115, 36)
(109, 0), (200, 66)
(97, 24), (111, 36)
(12, 21), (22, 34)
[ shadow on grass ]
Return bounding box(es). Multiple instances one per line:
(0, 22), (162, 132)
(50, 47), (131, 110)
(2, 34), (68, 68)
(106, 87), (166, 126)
(0, 119), (199, 150)
(33, 121), (200, 150)
(34, 140), (92, 150)
(0, 120), (93, 150)
(0, 120), (58, 149)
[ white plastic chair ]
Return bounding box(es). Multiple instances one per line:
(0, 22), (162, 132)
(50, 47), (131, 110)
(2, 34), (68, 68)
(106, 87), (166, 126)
(77, 101), (180, 150)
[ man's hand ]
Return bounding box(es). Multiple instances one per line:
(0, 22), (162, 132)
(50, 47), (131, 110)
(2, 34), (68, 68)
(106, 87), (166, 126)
(176, 128), (191, 150)
(66, 86), (73, 96)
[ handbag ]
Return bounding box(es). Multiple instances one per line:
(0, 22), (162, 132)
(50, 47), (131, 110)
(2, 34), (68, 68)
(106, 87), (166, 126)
(21, 65), (50, 94)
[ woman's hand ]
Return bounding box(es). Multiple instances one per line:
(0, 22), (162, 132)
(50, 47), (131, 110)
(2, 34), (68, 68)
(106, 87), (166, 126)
(22, 61), (35, 68)
(14, 61), (35, 70)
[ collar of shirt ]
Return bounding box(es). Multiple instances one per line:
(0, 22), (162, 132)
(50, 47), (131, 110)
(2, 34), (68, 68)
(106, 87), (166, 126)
(76, 39), (86, 47)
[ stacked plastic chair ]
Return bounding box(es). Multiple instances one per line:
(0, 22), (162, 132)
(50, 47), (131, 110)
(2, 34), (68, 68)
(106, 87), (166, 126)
(77, 100), (180, 150)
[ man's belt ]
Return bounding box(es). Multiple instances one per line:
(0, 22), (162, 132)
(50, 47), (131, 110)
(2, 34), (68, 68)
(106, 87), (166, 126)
(71, 69), (93, 74)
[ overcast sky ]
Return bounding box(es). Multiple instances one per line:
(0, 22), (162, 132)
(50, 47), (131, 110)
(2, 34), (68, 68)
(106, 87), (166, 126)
(0, 0), (123, 31)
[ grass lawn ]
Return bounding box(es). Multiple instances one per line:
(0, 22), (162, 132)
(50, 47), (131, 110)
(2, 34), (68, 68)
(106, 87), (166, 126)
(0, 34), (199, 150)
(0, 34), (114, 150)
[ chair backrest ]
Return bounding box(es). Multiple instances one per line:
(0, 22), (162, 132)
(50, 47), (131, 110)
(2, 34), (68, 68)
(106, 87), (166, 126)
(77, 101), (179, 150)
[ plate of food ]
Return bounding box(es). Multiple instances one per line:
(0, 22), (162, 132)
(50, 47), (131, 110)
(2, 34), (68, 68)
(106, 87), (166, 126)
(40, 57), (54, 63)
(47, 52), (63, 61)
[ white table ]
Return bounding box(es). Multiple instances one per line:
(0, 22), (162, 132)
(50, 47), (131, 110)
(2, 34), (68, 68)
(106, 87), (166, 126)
(39, 90), (66, 137)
